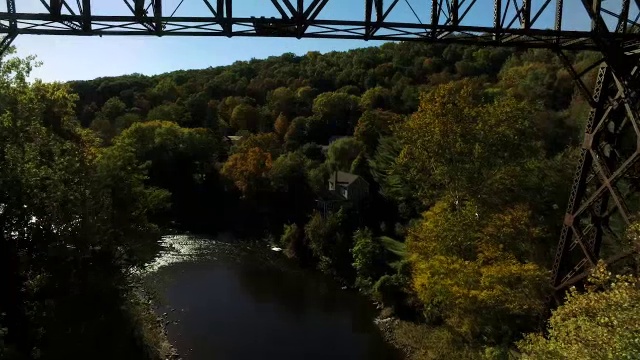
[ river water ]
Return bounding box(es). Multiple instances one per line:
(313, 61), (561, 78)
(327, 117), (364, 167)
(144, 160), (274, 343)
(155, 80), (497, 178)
(143, 234), (402, 360)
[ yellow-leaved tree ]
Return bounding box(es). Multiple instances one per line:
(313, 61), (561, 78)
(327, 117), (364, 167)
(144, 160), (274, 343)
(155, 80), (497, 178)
(518, 261), (640, 359)
(399, 79), (553, 347)
(395, 78), (542, 206)
(407, 198), (548, 343)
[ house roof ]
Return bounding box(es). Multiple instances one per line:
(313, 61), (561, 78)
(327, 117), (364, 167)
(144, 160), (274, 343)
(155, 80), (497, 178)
(329, 171), (361, 186)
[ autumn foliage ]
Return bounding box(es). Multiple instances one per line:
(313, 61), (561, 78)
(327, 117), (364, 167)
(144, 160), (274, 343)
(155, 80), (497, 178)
(222, 147), (273, 195)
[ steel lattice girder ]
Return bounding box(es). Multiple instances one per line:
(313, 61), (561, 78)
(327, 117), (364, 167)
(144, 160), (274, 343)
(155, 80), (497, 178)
(551, 0), (640, 298)
(0, 0), (640, 51)
(551, 60), (640, 297)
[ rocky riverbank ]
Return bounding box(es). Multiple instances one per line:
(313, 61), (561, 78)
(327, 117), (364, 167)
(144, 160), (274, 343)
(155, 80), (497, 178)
(127, 286), (178, 360)
(374, 311), (416, 359)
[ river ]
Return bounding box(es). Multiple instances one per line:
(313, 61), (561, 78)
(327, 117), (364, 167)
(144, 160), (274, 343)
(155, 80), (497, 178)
(143, 234), (403, 360)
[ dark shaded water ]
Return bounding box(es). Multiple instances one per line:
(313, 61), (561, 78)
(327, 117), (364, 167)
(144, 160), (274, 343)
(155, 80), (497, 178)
(144, 234), (402, 360)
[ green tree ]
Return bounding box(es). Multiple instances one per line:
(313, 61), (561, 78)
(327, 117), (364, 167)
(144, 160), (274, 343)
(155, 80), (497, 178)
(369, 136), (420, 218)
(349, 152), (370, 177)
(307, 162), (331, 193)
(110, 120), (220, 229)
(147, 103), (190, 124)
(304, 211), (351, 275)
(230, 103), (259, 132)
(269, 152), (315, 226)
(90, 116), (116, 144)
(284, 116), (308, 151)
(354, 110), (403, 154)
(296, 86), (316, 113)
(267, 87), (296, 118)
(184, 91), (211, 127)
(274, 113), (289, 140)
(269, 151), (309, 192)
(0, 49), (169, 359)
(351, 228), (386, 291)
(360, 86), (392, 110)
(326, 137), (365, 172)
(149, 77), (179, 103)
(337, 85), (361, 95)
(280, 223), (304, 259)
(312, 92), (361, 138)
(114, 112), (142, 133)
(99, 97), (127, 121)
(218, 96), (249, 123)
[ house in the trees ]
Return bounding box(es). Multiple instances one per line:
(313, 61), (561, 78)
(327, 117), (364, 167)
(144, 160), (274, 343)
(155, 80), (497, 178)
(317, 171), (369, 217)
(222, 135), (243, 147)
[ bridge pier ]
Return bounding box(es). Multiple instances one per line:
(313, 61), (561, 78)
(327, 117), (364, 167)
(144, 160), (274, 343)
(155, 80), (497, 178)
(552, 40), (640, 300)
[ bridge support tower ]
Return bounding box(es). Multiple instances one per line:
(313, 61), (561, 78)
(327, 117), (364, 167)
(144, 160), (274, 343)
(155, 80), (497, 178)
(551, 2), (640, 299)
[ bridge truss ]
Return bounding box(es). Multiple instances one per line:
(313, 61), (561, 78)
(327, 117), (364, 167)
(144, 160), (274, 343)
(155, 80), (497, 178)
(2, 0), (640, 299)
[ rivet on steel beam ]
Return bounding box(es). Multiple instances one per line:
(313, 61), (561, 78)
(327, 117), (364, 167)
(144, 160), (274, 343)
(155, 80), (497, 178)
(564, 213), (574, 226)
(583, 133), (594, 149)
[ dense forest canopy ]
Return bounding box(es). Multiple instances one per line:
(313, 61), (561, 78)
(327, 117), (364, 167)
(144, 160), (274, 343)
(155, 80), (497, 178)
(2, 39), (640, 360)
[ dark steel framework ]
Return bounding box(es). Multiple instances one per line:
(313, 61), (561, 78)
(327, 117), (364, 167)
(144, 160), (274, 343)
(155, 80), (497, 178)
(2, 0), (640, 299)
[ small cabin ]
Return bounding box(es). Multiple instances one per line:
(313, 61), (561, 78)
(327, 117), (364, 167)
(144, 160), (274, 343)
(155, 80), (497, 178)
(317, 171), (369, 217)
(328, 171), (369, 202)
(223, 135), (243, 146)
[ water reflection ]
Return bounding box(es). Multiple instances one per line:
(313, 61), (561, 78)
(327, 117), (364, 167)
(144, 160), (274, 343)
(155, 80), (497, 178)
(144, 234), (401, 360)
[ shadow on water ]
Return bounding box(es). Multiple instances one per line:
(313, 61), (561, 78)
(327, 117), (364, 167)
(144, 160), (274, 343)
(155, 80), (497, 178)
(143, 234), (402, 360)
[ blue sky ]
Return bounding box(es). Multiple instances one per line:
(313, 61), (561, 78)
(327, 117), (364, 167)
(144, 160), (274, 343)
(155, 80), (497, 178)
(7, 0), (610, 82)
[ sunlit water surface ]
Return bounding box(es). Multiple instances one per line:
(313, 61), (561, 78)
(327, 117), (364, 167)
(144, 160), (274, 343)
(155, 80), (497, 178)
(143, 234), (402, 360)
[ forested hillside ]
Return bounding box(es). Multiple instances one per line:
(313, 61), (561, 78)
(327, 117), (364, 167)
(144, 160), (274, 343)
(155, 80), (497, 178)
(2, 40), (640, 359)
(68, 42), (592, 233)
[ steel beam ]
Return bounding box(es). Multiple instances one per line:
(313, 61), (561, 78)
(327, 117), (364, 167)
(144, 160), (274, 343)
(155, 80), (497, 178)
(134, 0), (144, 17)
(154, 0), (162, 34)
(50, 0), (62, 17)
(202, 0), (218, 17)
(0, 0), (15, 56)
(522, 0), (531, 28)
(494, 0), (501, 40)
(551, 0), (640, 300)
(81, 0), (90, 31)
(451, 0), (459, 25)
(0, 0), (638, 51)
(302, 0), (327, 33)
(365, 0), (372, 39)
(271, 0), (288, 19)
(224, 0), (231, 36)
(368, 0), (399, 37)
